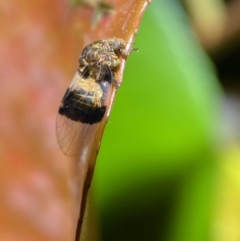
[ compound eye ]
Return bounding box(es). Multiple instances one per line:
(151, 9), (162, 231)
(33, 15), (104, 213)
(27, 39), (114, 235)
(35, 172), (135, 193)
(112, 41), (120, 50)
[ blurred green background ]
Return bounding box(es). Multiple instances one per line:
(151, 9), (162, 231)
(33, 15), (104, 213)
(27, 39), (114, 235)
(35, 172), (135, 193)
(92, 0), (240, 241)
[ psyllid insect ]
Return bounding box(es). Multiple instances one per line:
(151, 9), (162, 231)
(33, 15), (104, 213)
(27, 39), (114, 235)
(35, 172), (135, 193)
(56, 38), (136, 156)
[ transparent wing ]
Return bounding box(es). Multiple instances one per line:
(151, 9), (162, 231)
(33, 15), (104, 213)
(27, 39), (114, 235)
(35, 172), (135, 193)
(56, 113), (98, 156)
(56, 65), (114, 156)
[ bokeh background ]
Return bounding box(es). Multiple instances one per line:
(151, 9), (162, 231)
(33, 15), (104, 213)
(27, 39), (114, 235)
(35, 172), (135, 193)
(95, 1), (240, 241)
(1, 0), (240, 240)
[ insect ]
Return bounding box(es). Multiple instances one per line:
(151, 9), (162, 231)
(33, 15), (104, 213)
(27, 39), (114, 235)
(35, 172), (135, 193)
(79, 38), (133, 70)
(56, 38), (134, 156)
